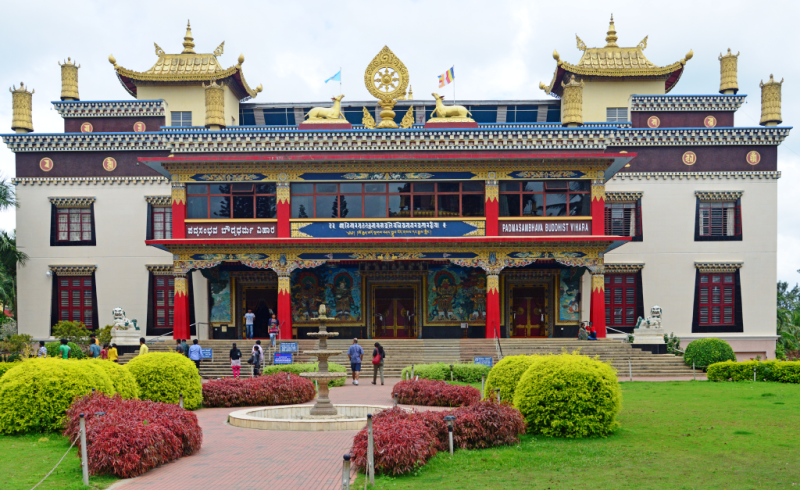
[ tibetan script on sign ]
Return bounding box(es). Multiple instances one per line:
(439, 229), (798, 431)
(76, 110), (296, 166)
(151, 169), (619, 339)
(186, 222), (277, 239)
(293, 220), (484, 238)
(499, 220), (591, 236)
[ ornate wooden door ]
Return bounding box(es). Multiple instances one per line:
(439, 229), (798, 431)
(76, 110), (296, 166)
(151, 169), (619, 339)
(374, 288), (414, 338)
(512, 287), (546, 337)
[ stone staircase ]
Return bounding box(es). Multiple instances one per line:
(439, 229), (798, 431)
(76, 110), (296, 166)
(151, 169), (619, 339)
(119, 338), (692, 378)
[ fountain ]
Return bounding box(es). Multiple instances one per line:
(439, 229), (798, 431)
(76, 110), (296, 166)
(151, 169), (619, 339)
(299, 304), (346, 416)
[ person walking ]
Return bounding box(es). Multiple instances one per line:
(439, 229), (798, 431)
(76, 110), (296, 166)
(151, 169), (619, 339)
(371, 342), (385, 386)
(175, 339), (184, 354)
(108, 343), (119, 363)
(251, 340), (263, 377)
(138, 338), (149, 356)
(188, 339), (203, 372)
(100, 344), (109, 360)
(244, 308), (256, 339)
(230, 343), (242, 378)
(90, 339), (101, 358)
(37, 340), (47, 358)
(347, 338), (364, 385)
(268, 314), (279, 348)
(59, 339), (71, 359)
(181, 339), (189, 358)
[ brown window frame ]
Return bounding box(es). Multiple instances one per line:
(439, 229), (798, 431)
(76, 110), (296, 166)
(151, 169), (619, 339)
(696, 200), (742, 241)
(151, 206), (172, 240)
(697, 272), (736, 327)
(186, 183), (278, 220)
(604, 273), (640, 330)
(604, 201), (643, 241)
(58, 276), (94, 327)
(153, 276), (175, 329)
(499, 180), (591, 217)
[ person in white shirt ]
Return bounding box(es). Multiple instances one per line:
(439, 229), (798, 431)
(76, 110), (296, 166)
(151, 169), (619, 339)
(244, 309), (256, 339)
(251, 340), (264, 376)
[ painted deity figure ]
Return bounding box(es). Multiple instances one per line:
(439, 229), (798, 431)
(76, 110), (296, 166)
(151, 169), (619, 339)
(294, 279), (322, 320)
(333, 278), (354, 321)
(434, 278), (457, 320)
(469, 276), (487, 321)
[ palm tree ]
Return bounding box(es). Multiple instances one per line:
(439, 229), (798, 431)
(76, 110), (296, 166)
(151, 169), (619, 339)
(0, 179), (25, 320)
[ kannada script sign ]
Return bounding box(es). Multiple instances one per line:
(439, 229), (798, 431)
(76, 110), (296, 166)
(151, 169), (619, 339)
(499, 220), (592, 236)
(186, 222), (277, 239)
(292, 220), (485, 238)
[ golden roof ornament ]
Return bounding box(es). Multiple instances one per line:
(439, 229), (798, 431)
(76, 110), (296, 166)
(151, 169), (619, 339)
(605, 14), (619, 48)
(560, 75), (584, 127)
(361, 107), (376, 129)
(428, 93), (474, 123)
(759, 74), (783, 126)
(59, 57), (80, 101)
(304, 95), (346, 123)
(9, 82), (34, 133)
(203, 79), (225, 130)
(400, 106), (414, 129)
(363, 46), (410, 129)
(182, 20), (196, 54)
(719, 48), (740, 95)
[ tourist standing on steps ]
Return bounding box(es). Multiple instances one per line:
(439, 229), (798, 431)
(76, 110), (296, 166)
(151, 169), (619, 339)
(175, 339), (184, 354)
(138, 338), (149, 356)
(59, 338), (70, 359)
(181, 339), (189, 358)
(268, 314), (279, 348)
(371, 342), (385, 386)
(100, 344), (109, 360)
(251, 340), (263, 376)
(108, 343), (119, 363)
(189, 339), (203, 372)
(90, 339), (101, 358)
(347, 338), (364, 385)
(37, 340), (46, 358)
(244, 308), (256, 339)
(230, 343), (242, 379)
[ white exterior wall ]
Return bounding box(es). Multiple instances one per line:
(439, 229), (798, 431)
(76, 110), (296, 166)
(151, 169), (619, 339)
(605, 175), (778, 358)
(15, 181), (174, 338)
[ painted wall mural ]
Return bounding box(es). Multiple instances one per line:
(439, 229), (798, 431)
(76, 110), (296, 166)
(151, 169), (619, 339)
(209, 270), (232, 323)
(558, 268), (582, 323)
(425, 265), (487, 325)
(291, 266), (362, 324)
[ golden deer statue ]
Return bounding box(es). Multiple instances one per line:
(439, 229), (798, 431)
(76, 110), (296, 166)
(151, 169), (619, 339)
(306, 94), (345, 121)
(430, 93), (472, 119)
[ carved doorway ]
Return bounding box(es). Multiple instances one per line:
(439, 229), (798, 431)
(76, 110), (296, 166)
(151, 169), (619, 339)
(372, 287), (416, 338)
(240, 286), (277, 339)
(510, 286), (548, 338)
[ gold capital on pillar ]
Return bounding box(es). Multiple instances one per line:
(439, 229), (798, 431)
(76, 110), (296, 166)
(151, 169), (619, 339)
(591, 274), (605, 293)
(277, 182), (290, 204)
(487, 274), (499, 294)
(278, 275), (290, 294)
(591, 180), (606, 202)
(174, 275), (188, 297)
(485, 180), (498, 202)
(171, 183), (186, 205)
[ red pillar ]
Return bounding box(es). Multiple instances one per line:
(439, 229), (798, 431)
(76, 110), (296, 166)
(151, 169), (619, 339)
(277, 274), (293, 340)
(590, 272), (607, 338)
(485, 180), (499, 236)
(173, 274), (190, 339)
(172, 183), (186, 239)
(591, 180), (605, 236)
(486, 273), (500, 338)
(277, 183), (290, 238)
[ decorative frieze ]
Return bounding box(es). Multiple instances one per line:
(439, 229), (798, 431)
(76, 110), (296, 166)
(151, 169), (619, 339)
(1, 132), (166, 152)
(13, 176), (168, 186)
(611, 171), (780, 181)
(695, 190), (744, 202)
(629, 94), (746, 112)
(612, 127), (789, 146)
(52, 100), (167, 118)
(49, 265), (96, 276)
(48, 196), (96, 208)
(145, 264), (173, 276)
(145, 195), (171, 206)
(605, 263), (644, 273)
(695, 262), (743, 273)
(605, 191), (642, 202)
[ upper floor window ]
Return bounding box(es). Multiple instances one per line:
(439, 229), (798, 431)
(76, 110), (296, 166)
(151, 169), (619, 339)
(50, 201), (96, 246)
(499, 181), (590, 217)
(605, 202), (642, 240)
(696, 200), (741, 241)
(171, 111), (192, 127)
(290, 182), (485, 219)
(606, 108), (628, 122)
(58, 276), (94, 327)
(186, 183), (277, 220)
(152, 207), (172, 239)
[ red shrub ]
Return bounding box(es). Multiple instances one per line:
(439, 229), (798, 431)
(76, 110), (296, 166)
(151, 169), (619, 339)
(351, 416), (437, 475)
(452, 401), (526, 449)
(392, 379), (480, 407)
(202, 373), (316, 408)
(64, 392), (203, 477)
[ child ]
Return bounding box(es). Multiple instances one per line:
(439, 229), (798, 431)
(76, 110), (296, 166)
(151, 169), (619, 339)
(230, 343), (242, 379)
(100, 344), (109, 360)
(268, 314), (279, 348)
(108, 343), (119, 363)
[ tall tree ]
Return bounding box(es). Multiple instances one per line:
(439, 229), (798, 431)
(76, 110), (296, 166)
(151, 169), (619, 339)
(0, 180), (25, 319)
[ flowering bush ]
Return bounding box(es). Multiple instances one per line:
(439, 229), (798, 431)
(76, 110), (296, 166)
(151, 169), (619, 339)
(126, 352), (202, 409)
(202, 373), (316, 407)
(64, 392), (202, 477)
(393, 379), (480, 407)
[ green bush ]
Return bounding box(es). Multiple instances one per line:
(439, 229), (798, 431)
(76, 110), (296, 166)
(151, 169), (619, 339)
(125, 352), (202, 410)
(684, 338), (737, 371)
(484, 355), (537, 401)
(52, 320), (90, 345)
(262, 362), (347, 387)
(45, 341), (85, 359)
(399, 363), (491, 383)
(707, 360), (800, 383)
(88, 360), (139, 399)
(513, 353), (622, 438)
(0, 362), (20, 379)
(0, 358), (115, 433)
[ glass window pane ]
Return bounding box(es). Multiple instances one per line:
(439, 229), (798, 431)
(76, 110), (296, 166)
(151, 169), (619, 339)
(316, 183), (338, 194)
(213, 184), (231, 194)
(256, 196), (277, 219)
(388, 183), (411, 193)
(187, 196), (208, 219)
(569, 194), (590, 216)
(499, 195), (520, 217)
(523, 182), (544, 192)
(437, 195), (459, 216)
(291, 195), (313, 218)
(186, 184), (207, 194)
(522, 194), (544, 216)
(339, 183), (362, 193)
(437, 182), (459, 193)
(388, 195), (411, 217)
(256, 183), (276, 194)
(569, 181), (590, 192)
(365, 183), (386, 193)
(499, 182), (520, 192)
(232, 196), (254, 219)
(414, 183), (435, 193)
(315, 195), (337, 218)
(413, 195), (435, 216)
(462, 195), (484, 217)
(364, 195), (387, 218)
(231, 183), (254, 193)
(462, 181), (484, 192)
(291, 183), (313, 194)
(210, 196), (231, 218)
(339, 195), (362, 218)
(545, 194), (568, 216)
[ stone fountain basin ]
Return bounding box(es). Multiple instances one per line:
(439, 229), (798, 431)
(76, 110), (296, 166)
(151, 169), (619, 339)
(228, 404), (392, 431)
(302, 350), (343, 357)
(300, 372), (346, 381)
(306, 332), (339, 338)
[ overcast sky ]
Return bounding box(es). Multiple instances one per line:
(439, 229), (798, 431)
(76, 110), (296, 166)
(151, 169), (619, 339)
(0, 0), (798, 281)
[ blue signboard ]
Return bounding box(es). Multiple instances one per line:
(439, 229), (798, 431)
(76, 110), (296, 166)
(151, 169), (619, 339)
(201, 348), (213, 360)
(293, 220), (483, 238)
(280, 342), (298, 353)
(474, 356), (493, 368)
(274, 353), (293, 365)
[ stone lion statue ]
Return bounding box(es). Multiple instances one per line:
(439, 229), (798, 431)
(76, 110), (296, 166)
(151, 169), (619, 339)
(634, 305), (662, 330)
(112, 307), (139, 331)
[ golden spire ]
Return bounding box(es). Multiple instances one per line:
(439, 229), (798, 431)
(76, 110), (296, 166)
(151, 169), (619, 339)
(203, 79), (225, 130)
(719, 48), (740, 95)
(759, 74), (783, 126)
(9, 82), (34, 133)
(182, 20), (196, 54)
(59, 57), (80, 101)
(604, 14), (618, 48)
(560, 75), (584, 127)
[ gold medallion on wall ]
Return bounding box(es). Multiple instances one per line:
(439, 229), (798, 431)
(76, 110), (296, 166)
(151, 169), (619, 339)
(39, 157), (54, 172)
(133, 121), (146, 132)
(80, 122), (93, 133)
(363, 46), (410, 129)
(647, 116), (660, 128)
(102, 157), (117, 172)
(703, 115), (717, 128)
(682, 151), (697, 166)
(746, 151), (761, 165)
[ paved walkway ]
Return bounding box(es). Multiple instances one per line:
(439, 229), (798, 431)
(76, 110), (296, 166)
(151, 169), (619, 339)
(110, 375), (705, 490)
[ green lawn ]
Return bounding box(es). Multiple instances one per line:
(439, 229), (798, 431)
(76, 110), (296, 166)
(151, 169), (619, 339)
(355, 381), (800, 489)
(0, 433), (117, 490)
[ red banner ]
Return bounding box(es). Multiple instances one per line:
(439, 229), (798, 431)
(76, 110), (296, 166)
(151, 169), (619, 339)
(499, 220), (591, 236)
(185, 222), (277, 239)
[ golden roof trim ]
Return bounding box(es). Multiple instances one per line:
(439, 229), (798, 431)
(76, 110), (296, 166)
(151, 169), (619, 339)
(695, 262), (743, 273)
(48, 196), (96, 208)
(605, 263), (644, 273)
(49, 265), (97, 276)
(605, 191), (642, 202)
(145, 195), (171, 206)
(146, 264), (174, 276)
(695, 190), (743, 201)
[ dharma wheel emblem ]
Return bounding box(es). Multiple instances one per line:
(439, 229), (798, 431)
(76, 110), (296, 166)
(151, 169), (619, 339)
(704, 115), (717, 128)
(746, 151), (761, 165)
(682, 151), (697, 166)
(80, 122), (93, 133)
(39, 157), (53, 172)
(364, 46), (410, 129)
(102, 157), (117, 172)
(647, 116), (660, 128)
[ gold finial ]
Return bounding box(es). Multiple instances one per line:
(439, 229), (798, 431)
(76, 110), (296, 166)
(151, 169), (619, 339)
(361, 107), (376, 129)
(213, 41), (225, 57)
(683, 49), (694, 63)
(719, 48), (740, 95)
(400, 106), (414, 129)
(237, 54), (245, 65)
(203, 79), (225, 129)
(759, 74), (783, 126)
(59, 57), (80, 101)
(154, 43), (165, 57)
(364, 46), (410, 129)
(605, 14), (618, 48)
(9, 82), (34, 133)
(560, 75), (584, 127)
(576, 35), (587, 52)
(108, 54), (117, 67)
(637, 36), (648, 50)
(407, 86), (413, 100)
(553, 50), (560, 62)
(182, 20), (196, 54)
(255, 84), (263, 94)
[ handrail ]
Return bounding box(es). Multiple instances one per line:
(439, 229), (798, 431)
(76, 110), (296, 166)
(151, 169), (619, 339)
(145, 331), (173, 344)
(493, 321), (504, 359)
(605, 327), (630, 340)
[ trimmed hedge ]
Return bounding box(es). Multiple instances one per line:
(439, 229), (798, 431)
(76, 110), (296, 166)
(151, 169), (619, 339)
(262, 362), (347, 387)
(64, 392), (202, 478)
(0, 362), (19, 379)
(484, 355), (537, 402)
(88, 360), (140, 399)
(684, 338), (736, 371)
(0, 358), (115, 434)
(513, 353), (621, 438)
(202, 373), (316, 407)
(45, 341), (85, 359)
(707, 360), (800, 383)
(392, 379), (480, 407)
(125, 352), (202, 410)
(399, 362), (492, 383)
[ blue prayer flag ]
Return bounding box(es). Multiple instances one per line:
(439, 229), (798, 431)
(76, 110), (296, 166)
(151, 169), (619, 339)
(325, 70), (341, 83)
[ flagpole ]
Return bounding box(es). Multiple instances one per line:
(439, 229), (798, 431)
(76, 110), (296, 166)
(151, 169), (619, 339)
(339, 66), (342, 95)
(453, 64), (456, 105)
